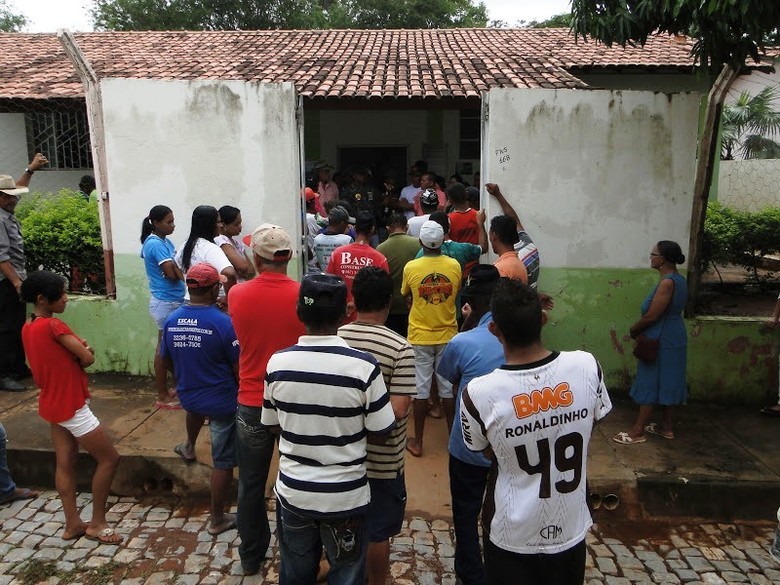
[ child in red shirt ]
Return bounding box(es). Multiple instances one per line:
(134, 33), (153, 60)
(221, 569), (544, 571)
(20, 271), (122, 545)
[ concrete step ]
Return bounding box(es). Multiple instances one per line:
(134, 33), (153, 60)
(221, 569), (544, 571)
(3, 375), (779, 522)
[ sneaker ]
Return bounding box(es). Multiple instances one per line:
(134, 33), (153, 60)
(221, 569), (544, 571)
(0, 377), (26, 392)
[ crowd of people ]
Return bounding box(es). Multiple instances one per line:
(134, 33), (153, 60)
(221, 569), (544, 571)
(0, 154), (723, 585)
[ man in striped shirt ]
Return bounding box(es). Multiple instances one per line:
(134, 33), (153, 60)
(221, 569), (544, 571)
(262, 273), (396, 585)
(338, 267), (416, 585)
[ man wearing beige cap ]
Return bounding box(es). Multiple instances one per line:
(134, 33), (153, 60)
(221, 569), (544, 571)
(228, 223), (306, 576)
(0, 153), (48, 392)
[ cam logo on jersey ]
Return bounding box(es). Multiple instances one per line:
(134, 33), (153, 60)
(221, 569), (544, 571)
(512, 382), (573, 419)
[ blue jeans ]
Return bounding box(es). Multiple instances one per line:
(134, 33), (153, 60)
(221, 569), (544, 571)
(0, 422), (16, 498)
(277, 503), (368, 585)
(450, 454), (490, 585)
(236, 404), (276, 572)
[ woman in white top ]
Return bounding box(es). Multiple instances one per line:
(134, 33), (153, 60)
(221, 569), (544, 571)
(175, 206), (237, 300)
(215, 205), (254, 282)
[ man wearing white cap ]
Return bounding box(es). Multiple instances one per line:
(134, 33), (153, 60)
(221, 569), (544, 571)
(0, 153), (48, 392)
(228, 223), (307, 576)
(401, 220), (462, 457)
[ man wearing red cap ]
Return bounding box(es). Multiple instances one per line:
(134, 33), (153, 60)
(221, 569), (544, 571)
(160, 263), (239, 536)
(228, 224), (307, 576)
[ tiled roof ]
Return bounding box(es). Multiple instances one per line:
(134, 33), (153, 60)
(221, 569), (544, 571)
(0, 28), (701, 101)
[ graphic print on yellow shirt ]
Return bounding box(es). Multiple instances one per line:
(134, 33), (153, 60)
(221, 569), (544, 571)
(401, 255), (462, 345)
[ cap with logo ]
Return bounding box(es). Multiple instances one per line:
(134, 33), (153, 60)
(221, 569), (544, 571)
(298, 273), (347, 318)
(186, 263), (228, 289)
(461, 264), (500, 299)
(420, 188), (439, 208)
(419, 220), (444, 249)
(251, 223), (293, 262)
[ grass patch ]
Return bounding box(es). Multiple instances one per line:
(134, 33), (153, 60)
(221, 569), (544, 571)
(16, 559), (127, 585)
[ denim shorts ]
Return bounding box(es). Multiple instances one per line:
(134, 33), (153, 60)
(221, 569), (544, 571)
(367, 473), (407, 542)
(209, 416), (237, 470)
(412, 344), (453, 399)
(149, 298), (183, 330)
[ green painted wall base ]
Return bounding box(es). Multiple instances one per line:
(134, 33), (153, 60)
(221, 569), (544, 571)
(62, 261), (777, 406)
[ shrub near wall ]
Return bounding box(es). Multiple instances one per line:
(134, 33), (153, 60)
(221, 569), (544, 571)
(15, 190), (106, 295)
(702, 201), (780, 282)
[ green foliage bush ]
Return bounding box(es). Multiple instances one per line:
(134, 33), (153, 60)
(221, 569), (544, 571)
(15, 190), (106, 295)
(703, 201), (780, 283)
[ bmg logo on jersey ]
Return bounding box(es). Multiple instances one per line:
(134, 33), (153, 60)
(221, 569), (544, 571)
(512, 382), (573, 419)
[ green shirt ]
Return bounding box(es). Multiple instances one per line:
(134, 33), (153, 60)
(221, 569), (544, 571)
(377, 232), (422, 314)
(415, 240), (481, 270)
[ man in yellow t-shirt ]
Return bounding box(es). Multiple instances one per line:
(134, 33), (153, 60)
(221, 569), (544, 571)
(401, 220), (462, 458)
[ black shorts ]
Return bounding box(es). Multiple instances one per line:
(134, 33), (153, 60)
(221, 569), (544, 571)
(483, 536), (586, 585)
(367, 474), (407, 542)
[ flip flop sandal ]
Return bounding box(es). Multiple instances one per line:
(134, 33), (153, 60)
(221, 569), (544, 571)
(405, 438), (422, 457)
(612, 432), (646, 445)
(759, 406), (780, 417)
(85, 527), (123, 544)
(155, 400), (182, 410)
(0, 487), (39, 505)
(174, 443), (197, 464)
(207, 513), (237, 536)
(644, 423), (674, 439)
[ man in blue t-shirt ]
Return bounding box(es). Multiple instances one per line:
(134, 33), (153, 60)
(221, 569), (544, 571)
(161, 263), (240, 536)
(437, 265), (504, 585)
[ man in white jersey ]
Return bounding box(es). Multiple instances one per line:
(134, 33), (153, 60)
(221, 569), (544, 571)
(262, 273), (396, 584)
(460, 279), (611, 585)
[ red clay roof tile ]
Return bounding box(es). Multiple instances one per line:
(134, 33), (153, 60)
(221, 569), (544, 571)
(0, 28), (710, 101)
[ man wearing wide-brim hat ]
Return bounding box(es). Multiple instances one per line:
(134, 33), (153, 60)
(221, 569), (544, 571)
(0, 153), (48, 392)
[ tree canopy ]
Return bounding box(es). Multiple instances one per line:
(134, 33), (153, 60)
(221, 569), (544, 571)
(721, 86), (780, 160)
(91, 0), (488, 31)
(0, 0), (27, 32)
(522, 13), (572, 29)
(570, 0), (780, 70)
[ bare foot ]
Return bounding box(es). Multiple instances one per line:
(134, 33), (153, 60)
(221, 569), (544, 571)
(405, 437), (422, 457)
(63, 521), (89, 541)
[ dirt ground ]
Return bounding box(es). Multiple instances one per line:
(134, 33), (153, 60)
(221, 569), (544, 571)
(698, 263), (779, 317)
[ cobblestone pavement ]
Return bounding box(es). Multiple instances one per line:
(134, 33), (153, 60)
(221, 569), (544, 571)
(0, 491), (777, 584)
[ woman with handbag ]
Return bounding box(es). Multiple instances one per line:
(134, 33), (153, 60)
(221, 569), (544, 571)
(613, 241), (688, 445)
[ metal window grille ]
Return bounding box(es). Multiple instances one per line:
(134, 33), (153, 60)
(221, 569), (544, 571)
(25, 109), (93, 170)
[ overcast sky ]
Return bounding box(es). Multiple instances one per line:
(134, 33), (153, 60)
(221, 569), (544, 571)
(13, 0), (573, 32)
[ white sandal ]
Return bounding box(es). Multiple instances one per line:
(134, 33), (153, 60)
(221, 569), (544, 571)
(612, 431), (646, 445)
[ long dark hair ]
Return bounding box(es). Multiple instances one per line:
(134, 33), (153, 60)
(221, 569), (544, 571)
(140, 205), (172, 244)
(181, 205), (219, 271)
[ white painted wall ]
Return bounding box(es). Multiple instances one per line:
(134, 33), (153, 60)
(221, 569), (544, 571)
(99, 78), (301, 257)
(718, 159), (780, 211)
(0, 112), (92, 195)
(482, 88), (701, 269)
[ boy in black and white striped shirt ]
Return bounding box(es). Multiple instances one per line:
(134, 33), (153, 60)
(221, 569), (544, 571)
(262, 273), (395, 585)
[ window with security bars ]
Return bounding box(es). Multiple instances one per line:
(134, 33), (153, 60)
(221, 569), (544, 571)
(459, 108), (481, 159)
(25, 109), (93, 169)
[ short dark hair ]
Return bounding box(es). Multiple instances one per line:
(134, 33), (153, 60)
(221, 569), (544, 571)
(428, 211), (450, 233)
(657, 240), (686, 265)
(21, 271), (67, 304)
(386, 212), (407, 229)
(352, 266), (393, 313)
(355, 211), (376, 235)
(412, 160), (428, 173)
(447, 182), (467, 204)
(490, 215), (519, 246)
(490, 279), (543, 348)
(218, 205), (240, 225)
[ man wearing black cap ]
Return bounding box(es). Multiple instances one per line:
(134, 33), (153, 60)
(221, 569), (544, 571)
(262, 273), (396, 585)
(437, 265), (505, 585)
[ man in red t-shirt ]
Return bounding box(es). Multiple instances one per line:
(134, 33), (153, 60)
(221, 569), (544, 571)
(228, 223), (306, 576)
(447, 182), (479, 245)
(326, 212), (389, 322)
